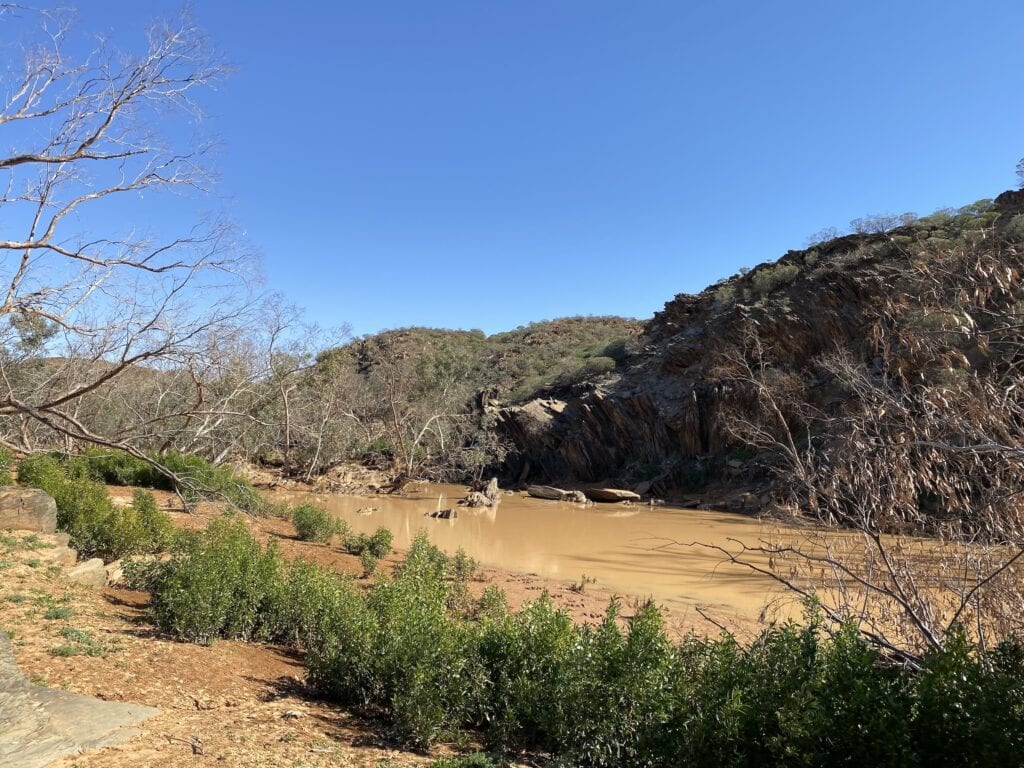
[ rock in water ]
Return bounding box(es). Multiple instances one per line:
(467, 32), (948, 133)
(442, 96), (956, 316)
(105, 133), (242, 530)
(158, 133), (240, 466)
(0, 489), (57, 533)
(583, 488), (642, 503)
(460, 477), (503, 508)
(459, 491), (492, 508)
(427, 508), (458, 519)
(484, 477), (500, 504)
(527, 485), (570, 501)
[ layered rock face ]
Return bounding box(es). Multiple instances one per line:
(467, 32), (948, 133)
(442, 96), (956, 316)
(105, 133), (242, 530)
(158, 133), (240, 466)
(498, 190), (1024, 502)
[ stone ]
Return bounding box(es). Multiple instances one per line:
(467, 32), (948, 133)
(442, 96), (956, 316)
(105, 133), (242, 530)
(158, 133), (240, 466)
(583, 488), (642, 503)
(0, 632), (158, 768)
(565, 490), (589, 504)
(427, 508), (458, 520)
(483, 477), (500, 503)
(104, 559), (125, 586)
(36, 545), (78, 567)
(527, 485), (570, 501)
(0, 489), (57, 534)
(460, 477), (502, 508)
(66, 558), (107, 588)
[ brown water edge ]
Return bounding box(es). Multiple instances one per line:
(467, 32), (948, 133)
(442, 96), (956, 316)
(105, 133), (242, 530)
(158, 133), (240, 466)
(278, 483), (814, 627)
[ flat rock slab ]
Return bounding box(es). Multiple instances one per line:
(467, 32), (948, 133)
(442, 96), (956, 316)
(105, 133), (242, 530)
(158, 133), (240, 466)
(0, 633), (158, 768)
(583, 487), (642, 503)
(0, 489), (57, 534)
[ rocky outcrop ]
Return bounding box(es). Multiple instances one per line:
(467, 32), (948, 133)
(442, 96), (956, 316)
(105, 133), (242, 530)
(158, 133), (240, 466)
(497, 190), (1024, 508)
(0, 632), (157, 768)
(0, 489), (57, 533)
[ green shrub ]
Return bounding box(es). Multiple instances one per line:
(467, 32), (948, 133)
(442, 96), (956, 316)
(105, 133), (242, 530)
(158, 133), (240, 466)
(16, 453), (65, 489)
(0, 446), (13, 486)
(366, 534), (487, 748)
(80, 447), (167, 488)
(17, 454), (172, 561)
(290, 503), (346, 543)
(478, 592), (577, 751)
(77, 448), (268, 515)
(750, 263), (800, 295)
(268, 558), (363, 649)
(123, 513), (1024, 766)
(915, 629), (1024, 768)
(343, 526), (393, 559)
(146, 515), (284, 644)
(359, 549), (378, 577)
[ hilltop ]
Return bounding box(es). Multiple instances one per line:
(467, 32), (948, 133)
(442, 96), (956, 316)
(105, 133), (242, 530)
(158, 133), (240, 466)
(498, 190), (1024, 519)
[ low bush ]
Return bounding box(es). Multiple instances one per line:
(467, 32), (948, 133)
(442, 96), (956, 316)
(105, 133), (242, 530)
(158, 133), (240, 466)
(145, 515), (284, 645)
(130, 517), (1024, 765)
(77, 447), (268, 514)
(290, 503), (347, 543)
(750, 263), (800, 295)
(17, 454), (173, 561)
(0, 446), (13, 486)
(343, 526), (393, 559)
(310, 533), (488, 748)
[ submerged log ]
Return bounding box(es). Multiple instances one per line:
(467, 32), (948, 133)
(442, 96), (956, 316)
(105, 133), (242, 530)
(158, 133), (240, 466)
(583, 487), (642, 503)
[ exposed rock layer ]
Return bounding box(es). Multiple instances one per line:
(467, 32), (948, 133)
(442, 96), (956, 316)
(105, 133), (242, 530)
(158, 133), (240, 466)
(0, 632), (158, 768)
(498, 190), (1024, 507)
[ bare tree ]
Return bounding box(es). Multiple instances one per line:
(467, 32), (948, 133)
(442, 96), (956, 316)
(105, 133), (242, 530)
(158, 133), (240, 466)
(0, 5), (249, 476)
(704, 221), (1024, 666)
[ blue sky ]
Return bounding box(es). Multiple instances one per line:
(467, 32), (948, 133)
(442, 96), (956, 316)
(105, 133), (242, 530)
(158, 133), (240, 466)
(60, 2), (1024, 335)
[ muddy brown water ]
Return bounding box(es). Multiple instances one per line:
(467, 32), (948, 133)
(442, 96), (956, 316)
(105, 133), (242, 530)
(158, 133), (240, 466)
(286, 484), (813, 624)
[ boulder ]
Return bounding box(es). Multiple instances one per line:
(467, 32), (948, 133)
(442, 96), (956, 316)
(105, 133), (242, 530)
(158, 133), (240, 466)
(459, 491), (492, 508)
(460, 477), (502, 508)
(527, 485), (570, 501)
(484, 477), (500, 503)
(0, 489), (57, 534)
(104, 560), (125, 587)
(66, 559), (106, 588)
(583, 488), (642, 503)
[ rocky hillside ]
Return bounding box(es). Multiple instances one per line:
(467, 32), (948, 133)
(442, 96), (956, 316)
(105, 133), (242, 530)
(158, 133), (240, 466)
(497, 190), (1024, 512)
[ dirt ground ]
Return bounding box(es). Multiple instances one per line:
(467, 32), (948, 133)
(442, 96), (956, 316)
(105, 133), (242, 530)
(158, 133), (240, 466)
(0, 487), (738, 767)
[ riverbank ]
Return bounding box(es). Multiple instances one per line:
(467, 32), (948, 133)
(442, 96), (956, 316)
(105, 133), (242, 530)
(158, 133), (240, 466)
(0, 484), (757, 767)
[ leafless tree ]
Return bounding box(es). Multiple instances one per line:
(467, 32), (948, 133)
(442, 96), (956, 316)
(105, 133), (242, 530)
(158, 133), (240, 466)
(703, 220), (1024, 666)
(0, 5), (250, 480)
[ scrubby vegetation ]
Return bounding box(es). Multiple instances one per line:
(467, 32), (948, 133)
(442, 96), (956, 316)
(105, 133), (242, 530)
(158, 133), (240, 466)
(290, 502), (348, 543)
(0, 446), (13, 486)
(16, 453), (174, 561)
(80, 447), (267, 514)
(136, 520), (1024, 765)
